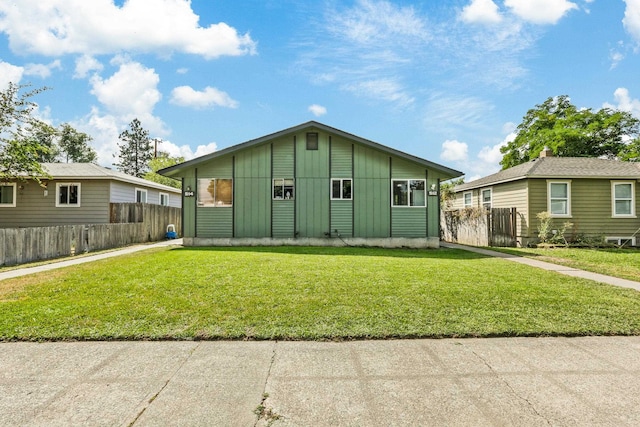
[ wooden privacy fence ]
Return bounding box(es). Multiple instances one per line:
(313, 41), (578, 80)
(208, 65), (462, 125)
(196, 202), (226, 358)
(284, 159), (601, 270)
(0, 203), (181, 266)
(441, 207), (517, 247)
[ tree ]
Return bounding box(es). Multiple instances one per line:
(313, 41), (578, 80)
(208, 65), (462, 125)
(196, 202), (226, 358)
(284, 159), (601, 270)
(59, 123), (97, 163)
(144, 152), (184, 189)
(113, 118), (153, 177)
(0, 83), (50, 181)
(25, 121), (59, 162)
(499, 95), (640, 169)
(619, 137), (640, 162)
(440, 177), (464, 209)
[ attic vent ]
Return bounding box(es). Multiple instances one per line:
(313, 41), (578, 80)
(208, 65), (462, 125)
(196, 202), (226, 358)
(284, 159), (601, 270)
(306, 132), (318, 150)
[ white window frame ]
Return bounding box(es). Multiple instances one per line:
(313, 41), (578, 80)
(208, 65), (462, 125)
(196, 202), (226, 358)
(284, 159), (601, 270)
(273, 178), (295, 200)
(481, 188), (492, 210)
(391, 179), (426, 207)
(0, 182), (16, 207)
(605, 236), (636, 247)
(135, 188), (148, 203)
(331, 178), (353, 200)
(159, 192), (169, 206)
(55, 183), (81, 207)
(463, 191), (472, 208)
(611, 181), (636, 218)
(547, 180), (571, 218)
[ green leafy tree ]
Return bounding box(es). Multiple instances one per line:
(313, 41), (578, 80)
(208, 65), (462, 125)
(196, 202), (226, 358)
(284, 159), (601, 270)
(59, 123), (97, 163)
(144, 151), (184, 188)
(619, 138), (640, 162)
(0, 83), (50, 181)
(440, 177), (464, 209)
(113, 118), (153, 178)
(500, 95), (640, 169)
(24, 121), (59, 162)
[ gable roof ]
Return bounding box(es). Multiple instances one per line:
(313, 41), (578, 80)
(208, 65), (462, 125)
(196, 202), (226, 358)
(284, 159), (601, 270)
(39, 163), (181, 193)
(159, 121), (463, 179)
(456, 157), (640, 191)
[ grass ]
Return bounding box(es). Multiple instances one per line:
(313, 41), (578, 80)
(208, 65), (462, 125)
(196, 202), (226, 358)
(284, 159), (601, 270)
(493, 247), (640, 282)
(1, 246), (640, 341)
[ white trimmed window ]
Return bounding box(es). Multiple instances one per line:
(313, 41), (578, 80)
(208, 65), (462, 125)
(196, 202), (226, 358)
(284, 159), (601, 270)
(392, 179), (426, 207)
(481, 188), (492, 210)
(463, 191), (472, 208)
(612, 181), (635, 217)
(197, 178), (233, 207)
(273, 179), (295, 200)
(0, 183), (16, 207)
(56, 183), (81, 207)
(548, 181), (571, 217)
(159, 192), (169, 206)
(135, 188), (148, 203)
(331, 178), (352, 200)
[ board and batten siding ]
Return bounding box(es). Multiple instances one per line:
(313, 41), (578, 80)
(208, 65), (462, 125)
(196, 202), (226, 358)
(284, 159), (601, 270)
(234, 144), (271, 238)
(0, 179), (110, 227)
(353, 144), (390, 238)
(330, 137), (353, 237)
(295, 131), (330, 238)
(272, 138), (295, 238)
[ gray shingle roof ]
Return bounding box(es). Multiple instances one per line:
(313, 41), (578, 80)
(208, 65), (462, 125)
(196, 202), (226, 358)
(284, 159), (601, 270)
(456, 157), (640, 191)
(40, 163), (181, 193)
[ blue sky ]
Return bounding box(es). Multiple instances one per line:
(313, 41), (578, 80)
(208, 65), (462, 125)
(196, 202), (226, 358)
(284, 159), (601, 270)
(1, 0), (640, 180)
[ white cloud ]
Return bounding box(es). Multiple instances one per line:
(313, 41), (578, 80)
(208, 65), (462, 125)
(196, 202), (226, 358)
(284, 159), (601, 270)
(176, 68), (189, 75)
(623, 0), (640, 44)
(504, 0), (578, 25)
(23, 60), (62, 79)
(478, 132), (515, 164)
(604, 87), (640, 117)
(0, 0), (256, 59)
(308, 104), (327, 117)
(343, 78), (414, 107)
(424, 95), (494, 134)
(74, 55), (104, 79)
(0, 61), (24, 88)
(90, 61), (162, 116)
(460, 0), (503, 25)
(440, 139), (469, 162)
(153, 139), (218, 161)
(170, 86), (238, 109)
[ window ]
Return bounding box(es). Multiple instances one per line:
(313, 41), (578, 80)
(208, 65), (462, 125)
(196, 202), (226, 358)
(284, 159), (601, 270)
(605, 236), (636, 247)
(481, 189), (492, 210)
(0, 183), (16, 207)
(548, 181), (571, 217)
(159, 192), (169, 206)
(135, 188), (147, 203)
(463, 191), (472, 208)
(392, 179), (426, 207)
(331, 179), (352, 200)
(306, 132), (318, 150)
(56, 183), (81, 207)
(273, 179), (294, 200)
(612, 182), (635, 217)
(197, 178), (233, 207)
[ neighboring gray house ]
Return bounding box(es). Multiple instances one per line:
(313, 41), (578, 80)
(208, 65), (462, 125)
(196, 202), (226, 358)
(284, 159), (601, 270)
(0, 163), (181, 228)
(451, 150), (640, 246)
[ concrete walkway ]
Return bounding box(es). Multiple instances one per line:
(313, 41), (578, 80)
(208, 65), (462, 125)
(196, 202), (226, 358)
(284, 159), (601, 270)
(441, 242), (640, 291)
(0, 239), (184, 282)
(2, 337), (640, 426)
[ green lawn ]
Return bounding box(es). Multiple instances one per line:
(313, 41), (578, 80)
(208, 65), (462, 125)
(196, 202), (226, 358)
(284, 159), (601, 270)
(1, 246), (640, 341)
(493, 247), (640, 282)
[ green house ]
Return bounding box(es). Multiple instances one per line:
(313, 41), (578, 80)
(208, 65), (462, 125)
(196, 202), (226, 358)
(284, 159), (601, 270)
(160, 121), (462, 248)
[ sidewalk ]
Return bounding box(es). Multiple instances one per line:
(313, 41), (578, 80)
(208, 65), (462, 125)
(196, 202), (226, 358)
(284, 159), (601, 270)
(2, 337), (640, 426)
(441, 242), (640, 292)
(0, 239), (183, 282)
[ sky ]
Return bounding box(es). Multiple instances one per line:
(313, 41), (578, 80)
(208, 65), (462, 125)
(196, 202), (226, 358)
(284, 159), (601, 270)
(1, 0), (640, 181)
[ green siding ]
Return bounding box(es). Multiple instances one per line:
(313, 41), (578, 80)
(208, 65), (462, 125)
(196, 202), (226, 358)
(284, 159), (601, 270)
(331, 138), (352, 177)
(492, 180), (529, 239)
(273, 201), (295, 237)
(272, 138), (294, 177)
(182, 171), (197, 238)
(392, 208), (427, 237)
(296, 131), (330, 237)
(331, 201), (353, 237)
(194, 156), (234, 238)
(353, 145), (390, 237)
(234, 144), (271, 238)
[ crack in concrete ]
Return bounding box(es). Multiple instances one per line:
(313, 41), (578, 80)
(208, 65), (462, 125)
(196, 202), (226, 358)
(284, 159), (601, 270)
(253, 341), (280, 427)
(127, 342), (200, 427)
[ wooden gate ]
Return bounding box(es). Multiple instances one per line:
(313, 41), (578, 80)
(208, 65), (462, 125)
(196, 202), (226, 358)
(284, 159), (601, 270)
(489, 207), (517, 247)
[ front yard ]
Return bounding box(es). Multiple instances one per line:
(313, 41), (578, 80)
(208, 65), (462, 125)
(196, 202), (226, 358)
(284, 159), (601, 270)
(1, 246), (640, 341)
